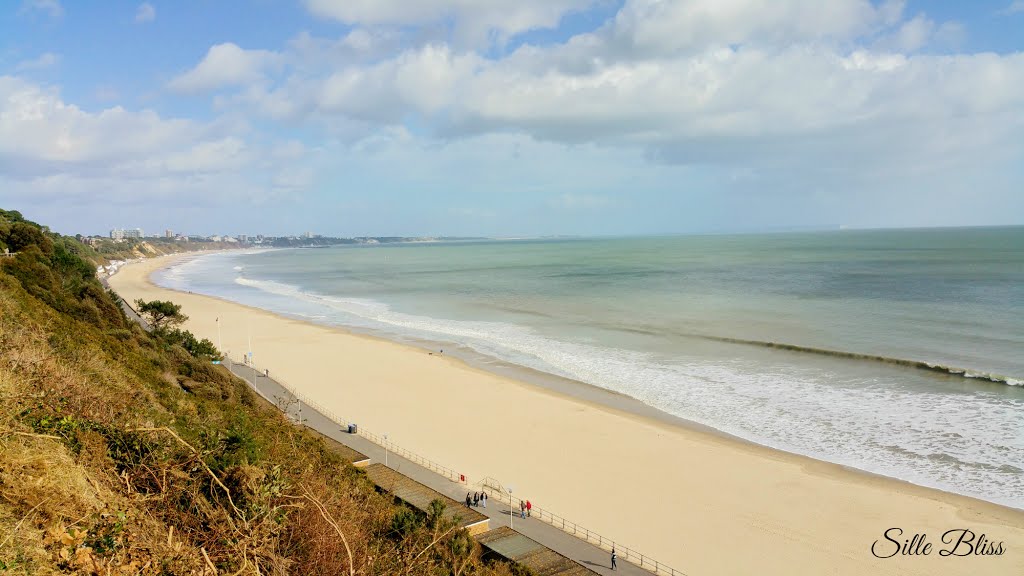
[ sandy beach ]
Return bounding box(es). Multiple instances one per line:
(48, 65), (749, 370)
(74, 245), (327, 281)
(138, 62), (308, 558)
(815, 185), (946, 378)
(110, 253), (1024, 576)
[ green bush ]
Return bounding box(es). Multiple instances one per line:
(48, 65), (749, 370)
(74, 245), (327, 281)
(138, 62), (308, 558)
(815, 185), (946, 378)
(164, 328), (220, 360)
(135, 299), (188, 332)
(4, 222), (52, 255)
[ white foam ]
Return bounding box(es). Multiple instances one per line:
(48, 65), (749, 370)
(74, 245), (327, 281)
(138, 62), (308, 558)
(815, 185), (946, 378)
(171, 270), (1024, 509)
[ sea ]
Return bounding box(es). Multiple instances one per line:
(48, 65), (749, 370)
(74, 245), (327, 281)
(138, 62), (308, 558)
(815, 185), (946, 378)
(154, 227), (1024, 509)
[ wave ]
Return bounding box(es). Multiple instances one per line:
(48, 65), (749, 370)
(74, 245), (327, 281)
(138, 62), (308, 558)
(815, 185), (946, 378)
(233, 275), (1022, 388)
(692, 335), (1022, 387)
(166, 271), (1024, 509)
(230, 276), (1021, 389)
(593, 322), (1021, 387)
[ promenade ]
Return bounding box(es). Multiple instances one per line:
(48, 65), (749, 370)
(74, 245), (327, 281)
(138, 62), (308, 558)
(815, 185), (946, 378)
(108, 284), (680, 575)
(224, 358), (674, 576)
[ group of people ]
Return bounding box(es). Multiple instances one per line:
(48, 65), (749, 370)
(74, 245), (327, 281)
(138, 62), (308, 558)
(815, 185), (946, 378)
(518, 499), (532, 518)
(461, 491), (616, 570)
(463, 492), (535, 521)
(466, 491), (488, 508)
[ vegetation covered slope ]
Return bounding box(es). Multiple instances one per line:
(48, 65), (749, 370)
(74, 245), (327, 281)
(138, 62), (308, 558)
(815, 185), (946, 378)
(0, 210), (518, 575)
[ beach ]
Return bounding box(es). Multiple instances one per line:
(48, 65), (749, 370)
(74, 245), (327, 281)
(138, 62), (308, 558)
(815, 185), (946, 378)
(110, 253), (1024, 576)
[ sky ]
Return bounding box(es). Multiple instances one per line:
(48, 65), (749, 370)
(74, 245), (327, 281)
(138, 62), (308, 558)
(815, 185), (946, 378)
(1, 0), (1023, 238)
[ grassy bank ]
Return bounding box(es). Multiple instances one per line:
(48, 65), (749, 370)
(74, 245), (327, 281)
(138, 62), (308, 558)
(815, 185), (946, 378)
(0, 210), (520, 575)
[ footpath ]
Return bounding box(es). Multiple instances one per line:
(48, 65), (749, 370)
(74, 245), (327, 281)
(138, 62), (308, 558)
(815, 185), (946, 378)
(108, 288), (682, 575)
(224, 358), (678, 576)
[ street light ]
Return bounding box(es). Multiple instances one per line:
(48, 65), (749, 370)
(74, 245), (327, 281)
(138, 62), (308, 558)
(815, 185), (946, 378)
(508, 486), (514, 529)
(383, 434), (389, 467)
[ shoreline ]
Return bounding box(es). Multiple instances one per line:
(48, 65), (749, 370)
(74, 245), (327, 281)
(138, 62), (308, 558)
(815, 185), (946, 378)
(142, 250), (1021, 508)
(111, 252), (1024, 576)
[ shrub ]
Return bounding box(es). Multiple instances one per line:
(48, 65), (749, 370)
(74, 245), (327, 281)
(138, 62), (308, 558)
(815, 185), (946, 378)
(135, 299), (188, 332)
(164, 328), (220, 360)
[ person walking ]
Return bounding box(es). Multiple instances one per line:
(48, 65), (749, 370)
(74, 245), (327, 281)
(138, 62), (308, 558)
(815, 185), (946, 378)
(473, 492), (479, 507)
(611, 547), (617, 571)
(519, 500), (526, 519)
(482, 492), (487, 508)
(526, 500), (532, 517)
(466, 493), (472, 507)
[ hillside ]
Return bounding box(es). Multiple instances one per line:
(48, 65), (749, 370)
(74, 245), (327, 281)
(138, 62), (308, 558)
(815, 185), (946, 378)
(0, 208), (519, 575)
(76, 237), (242, 268)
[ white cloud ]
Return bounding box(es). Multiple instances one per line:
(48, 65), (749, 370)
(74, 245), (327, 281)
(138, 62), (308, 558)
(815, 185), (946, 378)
(0, 76), (306, 212)
(604, 0), (905, 57)
(0, 76), (197, 167)
(15, 52), (60, 72)
(168, 43), (281, 93)
(304, 0), (598, 45)
(20, 0), (63, 18)
(880, 14), (934, 52)
(287, 29), (404, 71)
(135, 2), (156, 23)
(316, 44), (482, 120)
(9, 1), (1024, 234)
(999, 1), (1024, 15)
(177, 2), (1024, 183)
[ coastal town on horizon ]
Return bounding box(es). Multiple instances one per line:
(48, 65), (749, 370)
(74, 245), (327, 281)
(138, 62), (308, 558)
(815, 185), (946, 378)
(84, 227), (485, 248)
(96, 227), (320, 245)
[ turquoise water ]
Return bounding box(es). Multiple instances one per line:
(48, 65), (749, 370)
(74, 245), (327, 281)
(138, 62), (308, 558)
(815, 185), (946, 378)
(156, 227), (1024, 508)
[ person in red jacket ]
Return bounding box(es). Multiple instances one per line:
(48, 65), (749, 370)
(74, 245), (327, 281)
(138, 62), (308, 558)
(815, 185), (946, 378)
(526, 500), (532, 517)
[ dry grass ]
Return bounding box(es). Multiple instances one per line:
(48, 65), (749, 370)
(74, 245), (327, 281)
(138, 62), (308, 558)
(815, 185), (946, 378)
(1, 257), (522, 575)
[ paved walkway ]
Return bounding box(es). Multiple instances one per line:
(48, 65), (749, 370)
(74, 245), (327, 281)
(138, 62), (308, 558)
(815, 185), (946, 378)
(108, 291), (675, 575)
(224, 359), (665, 576)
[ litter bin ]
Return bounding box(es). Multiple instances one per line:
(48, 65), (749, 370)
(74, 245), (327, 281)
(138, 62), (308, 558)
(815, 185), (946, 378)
(348, 423), (358, 434)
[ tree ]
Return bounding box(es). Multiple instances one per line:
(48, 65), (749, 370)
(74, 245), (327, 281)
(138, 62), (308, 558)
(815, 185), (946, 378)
(135, 299), (188, 332)
(3, 221), (52, 254)
(165, 328), (220, 360)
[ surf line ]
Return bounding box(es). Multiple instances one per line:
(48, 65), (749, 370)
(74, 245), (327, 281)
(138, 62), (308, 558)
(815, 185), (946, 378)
(695, 335), (1020, 387)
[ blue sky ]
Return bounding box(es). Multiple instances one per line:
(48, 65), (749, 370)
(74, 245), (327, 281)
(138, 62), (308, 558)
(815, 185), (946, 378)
(1, 0), (1023, 237)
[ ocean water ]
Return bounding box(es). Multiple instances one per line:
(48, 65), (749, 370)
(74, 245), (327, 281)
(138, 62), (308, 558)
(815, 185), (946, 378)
(154, 227), (1024, 508)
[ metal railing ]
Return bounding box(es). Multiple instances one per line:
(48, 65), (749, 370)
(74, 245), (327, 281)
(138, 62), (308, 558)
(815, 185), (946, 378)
(111, 301), (685, 576)
(227, 354), (462, 483)
(236, 353), (686, 575)
(477, 477), (687, 576)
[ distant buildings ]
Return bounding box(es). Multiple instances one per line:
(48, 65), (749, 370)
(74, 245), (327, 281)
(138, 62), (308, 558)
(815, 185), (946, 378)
(110, 228), (143, 240)
(95, 228), (333, 246)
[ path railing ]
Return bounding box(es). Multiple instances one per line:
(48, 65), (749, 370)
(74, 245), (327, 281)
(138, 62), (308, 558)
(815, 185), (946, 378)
(234, 353), (686, 575)
(477, 477), (687, 576)
(108, 292), (687, 576)
(227, 354), (462, 483)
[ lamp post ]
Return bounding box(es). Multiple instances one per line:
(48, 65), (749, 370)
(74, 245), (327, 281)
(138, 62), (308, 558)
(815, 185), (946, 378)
(383, 434), (389, 467)
(508, 486), (514, 529)
(247, 319), (256, 389)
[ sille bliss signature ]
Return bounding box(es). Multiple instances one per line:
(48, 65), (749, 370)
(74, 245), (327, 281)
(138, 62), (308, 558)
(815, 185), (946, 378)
(872, 528), (1005, 558)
